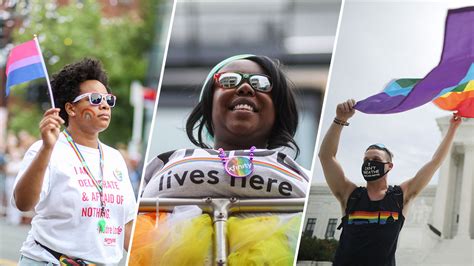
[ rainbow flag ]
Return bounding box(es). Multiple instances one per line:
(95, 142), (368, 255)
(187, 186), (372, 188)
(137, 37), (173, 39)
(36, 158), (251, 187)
(355, 7), (474, 118)
(348, 211), (399, 225)
(5, 39), (47, 96)
(434, 80), (474, 118)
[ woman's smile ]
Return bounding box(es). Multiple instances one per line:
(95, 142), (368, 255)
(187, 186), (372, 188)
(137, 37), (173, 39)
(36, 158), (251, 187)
(212, 59), (275, 148)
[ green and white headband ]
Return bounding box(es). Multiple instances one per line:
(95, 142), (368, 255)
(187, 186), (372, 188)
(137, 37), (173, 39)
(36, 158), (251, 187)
(198, 54), (255, 101)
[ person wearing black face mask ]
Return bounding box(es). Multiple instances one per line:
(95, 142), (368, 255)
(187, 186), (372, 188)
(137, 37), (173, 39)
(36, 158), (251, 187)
(318, 99), (461, 266)
(361, 144), (394, 182)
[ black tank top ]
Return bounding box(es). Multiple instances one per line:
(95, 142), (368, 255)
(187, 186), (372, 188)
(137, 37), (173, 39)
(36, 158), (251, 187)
(333, 185), (405, 266)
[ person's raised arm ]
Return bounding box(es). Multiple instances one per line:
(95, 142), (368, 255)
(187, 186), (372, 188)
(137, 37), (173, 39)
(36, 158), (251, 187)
(319, 99), (357, 208)
(13, 108), (64, 211)
(400, 114), (461, 206)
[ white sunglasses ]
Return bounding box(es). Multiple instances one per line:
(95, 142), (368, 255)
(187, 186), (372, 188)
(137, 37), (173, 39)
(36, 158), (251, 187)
(72, 92), (116, 107)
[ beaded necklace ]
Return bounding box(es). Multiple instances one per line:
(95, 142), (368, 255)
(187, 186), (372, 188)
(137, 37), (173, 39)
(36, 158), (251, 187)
(218, 146), (256, 177)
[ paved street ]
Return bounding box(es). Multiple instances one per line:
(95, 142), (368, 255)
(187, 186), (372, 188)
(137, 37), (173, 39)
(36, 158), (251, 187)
(0, 217), (28, 265)
(0, 217), (127, 265)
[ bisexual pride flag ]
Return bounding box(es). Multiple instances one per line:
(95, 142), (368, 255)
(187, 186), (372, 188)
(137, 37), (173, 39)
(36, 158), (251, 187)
(5, 39), (47, 96)
(355, 7), (474, 118)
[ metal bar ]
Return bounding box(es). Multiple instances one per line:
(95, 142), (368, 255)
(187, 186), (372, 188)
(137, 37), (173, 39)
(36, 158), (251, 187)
(139, 197), (213, 212)
(211, 199), (232, 266)
(137, 197), (305, 266)
(214, 220), (227, 266)
(139, 197), (305, 213)
(228, 197), (305, 213)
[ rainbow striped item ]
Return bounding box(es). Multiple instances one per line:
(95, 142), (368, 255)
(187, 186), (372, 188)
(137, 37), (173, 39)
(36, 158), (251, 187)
(153, 156), (303, 182)
(434, 79), (474, 117)
(5, 39), (47, 96)
(62, 130), (104, 193)
(225, 157), (254, 178)
(348, 211), (399, 225)
(355, 7), (474, 118)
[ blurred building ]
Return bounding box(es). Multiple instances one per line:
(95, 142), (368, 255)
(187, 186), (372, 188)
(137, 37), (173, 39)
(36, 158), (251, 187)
(148, 0), (342, 169)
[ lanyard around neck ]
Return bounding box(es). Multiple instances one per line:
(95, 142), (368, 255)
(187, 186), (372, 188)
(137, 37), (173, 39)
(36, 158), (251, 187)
(63, 130), (104, 193)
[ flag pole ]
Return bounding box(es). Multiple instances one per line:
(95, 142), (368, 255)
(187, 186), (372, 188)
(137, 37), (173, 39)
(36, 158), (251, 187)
(33, 34), (55, 108)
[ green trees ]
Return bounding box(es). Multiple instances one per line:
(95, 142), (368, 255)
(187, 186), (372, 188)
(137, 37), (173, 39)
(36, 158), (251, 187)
(9, 0), (159, 144)
(297, 235), (338, 262)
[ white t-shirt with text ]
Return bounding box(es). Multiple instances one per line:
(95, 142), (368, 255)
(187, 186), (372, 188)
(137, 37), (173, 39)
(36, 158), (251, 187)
(12, 134), (136, 265)
(142, 148), (309, 198)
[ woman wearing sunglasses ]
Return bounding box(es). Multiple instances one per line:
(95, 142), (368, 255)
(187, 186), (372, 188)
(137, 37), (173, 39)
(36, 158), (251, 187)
(133, 55), (309, 265)
(12, 58), (136, 265)
(143, 54), (309, 199)
(319, 99), (461, 266)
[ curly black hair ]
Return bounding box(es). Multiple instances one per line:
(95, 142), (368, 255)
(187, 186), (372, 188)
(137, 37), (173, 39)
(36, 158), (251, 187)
(186, 55), (300, 157)
(51, 58), (109, 126)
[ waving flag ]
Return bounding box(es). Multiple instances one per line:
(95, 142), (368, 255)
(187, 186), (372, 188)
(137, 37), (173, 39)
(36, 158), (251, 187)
(355, 6), (474, 118)
(5, 37), (55, 107)
(433, 79), (474, 118)
(5, 39), (47, 95)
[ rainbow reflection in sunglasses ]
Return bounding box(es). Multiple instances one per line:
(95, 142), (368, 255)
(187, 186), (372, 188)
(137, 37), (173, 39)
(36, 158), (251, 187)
(213, 72), (272, 92)
(72, 92), (116, 107)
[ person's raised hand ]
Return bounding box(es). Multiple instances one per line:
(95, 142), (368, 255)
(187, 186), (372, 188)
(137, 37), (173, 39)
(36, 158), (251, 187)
(336, 99), (356, 122)
(450, 113), (462, 130)
(39, 108), (64, 149)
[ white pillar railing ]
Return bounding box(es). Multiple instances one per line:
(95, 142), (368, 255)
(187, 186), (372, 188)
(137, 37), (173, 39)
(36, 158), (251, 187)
(139, 197), (305, 265)
(456, 146), (474, 239)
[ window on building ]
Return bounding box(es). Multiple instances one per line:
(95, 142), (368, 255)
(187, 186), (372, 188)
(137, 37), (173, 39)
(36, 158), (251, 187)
(304, 218), (317, 237)
(325, 218), (338, 239)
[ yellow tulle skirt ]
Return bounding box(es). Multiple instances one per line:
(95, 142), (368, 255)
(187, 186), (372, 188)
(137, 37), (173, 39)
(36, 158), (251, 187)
(129, 212), (301, 266)
(227, 213), (301, 266)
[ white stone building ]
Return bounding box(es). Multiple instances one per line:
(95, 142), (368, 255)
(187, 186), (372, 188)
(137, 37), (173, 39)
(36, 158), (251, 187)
(302, 184), (436, 264)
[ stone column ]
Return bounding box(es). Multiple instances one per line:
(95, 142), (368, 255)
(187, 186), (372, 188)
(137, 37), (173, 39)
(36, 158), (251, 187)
(430, 117), (454, 238)
(455, 145), (474, 239)
(431, 148), (454, 237)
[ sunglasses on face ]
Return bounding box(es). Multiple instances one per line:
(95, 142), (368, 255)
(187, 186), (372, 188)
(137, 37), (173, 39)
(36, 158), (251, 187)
(72, 92), (116, 107)
(213, 72), (272, 92)
(366, 143), (392, 160)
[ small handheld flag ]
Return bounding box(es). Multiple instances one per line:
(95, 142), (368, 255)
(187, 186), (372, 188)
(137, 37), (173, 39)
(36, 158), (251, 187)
(5, 36), (55, 107)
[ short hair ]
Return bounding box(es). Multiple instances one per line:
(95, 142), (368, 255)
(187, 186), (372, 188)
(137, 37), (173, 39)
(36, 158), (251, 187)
(51, 58), (109, 126)
(366, 144), (394, 162)
(186, 55), (300, 157)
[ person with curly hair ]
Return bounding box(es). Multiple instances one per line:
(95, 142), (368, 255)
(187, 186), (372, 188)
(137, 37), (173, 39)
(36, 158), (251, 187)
(12, 58), (136, 265)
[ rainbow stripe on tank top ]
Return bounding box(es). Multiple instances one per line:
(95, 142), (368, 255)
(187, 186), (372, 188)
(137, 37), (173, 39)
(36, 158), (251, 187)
(348, 211), (399, 225)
